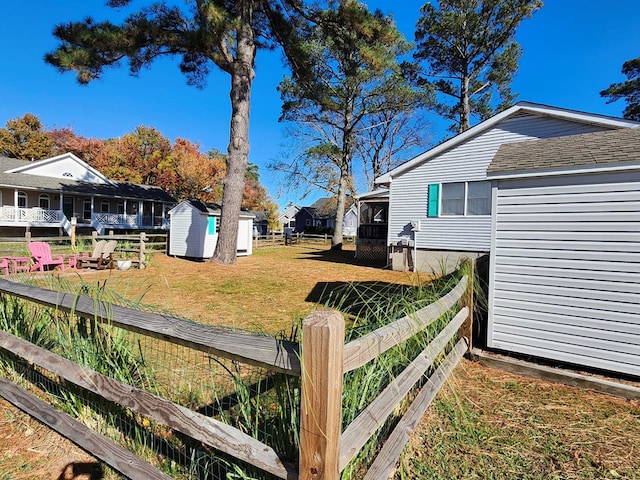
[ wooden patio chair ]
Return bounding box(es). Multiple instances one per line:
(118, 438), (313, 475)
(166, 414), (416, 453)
(28, 242), (65, 272)
(78, 240), (117, 270)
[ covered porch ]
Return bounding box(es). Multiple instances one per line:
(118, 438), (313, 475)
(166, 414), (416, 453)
(355, 189), (389, 263)
(0, 187), (172, 236)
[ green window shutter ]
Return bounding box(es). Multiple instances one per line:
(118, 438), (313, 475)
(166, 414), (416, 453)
(427, 183), (440, 217)
(207, 216), (216, 235)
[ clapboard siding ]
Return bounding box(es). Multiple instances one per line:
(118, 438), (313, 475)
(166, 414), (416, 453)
(493, 297), (640, 328)
(489, 171), (640, 376)
(388, 114), (611, 251)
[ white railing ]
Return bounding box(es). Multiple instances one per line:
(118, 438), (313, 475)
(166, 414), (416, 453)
(0, 207), (62, 223)
(94, 213), (138, 227)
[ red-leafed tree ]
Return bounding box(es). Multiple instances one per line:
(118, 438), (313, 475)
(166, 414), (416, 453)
(50, 127), (105, 163)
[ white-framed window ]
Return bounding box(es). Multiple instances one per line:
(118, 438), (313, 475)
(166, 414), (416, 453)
(38, 194), (50, 209)
(441, 182), (465, 215)
(430, 181), (491, 217)
(467, 181), (491, 215)
(17, 191), (27, 208)
(101, 200), (110, 213)
(117, 202), (124, 214)
(306, 219), (311, 226)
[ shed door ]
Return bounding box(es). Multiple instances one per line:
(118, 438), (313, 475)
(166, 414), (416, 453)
(488, 171), (640, 377)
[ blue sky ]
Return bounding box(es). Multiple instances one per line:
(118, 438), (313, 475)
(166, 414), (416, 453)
(1, 1), (639, 209)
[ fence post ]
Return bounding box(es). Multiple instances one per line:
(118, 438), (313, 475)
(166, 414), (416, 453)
(299, 309), (344, 480)
(139, 232), (147, 269)
(460, 259), (475, 353)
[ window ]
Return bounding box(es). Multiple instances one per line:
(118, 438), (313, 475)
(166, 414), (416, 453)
(306, 219), (311, 226)
(441, 182), (465, 215)
(101, 201), (110, 213)
(117, 202), (124, 214)
(17, 191), (27, 208)
(38, 194), (50, 209)
(430, 181), (492, 217)
(83, 198), (92, 220)
(467, 181), (491, 215)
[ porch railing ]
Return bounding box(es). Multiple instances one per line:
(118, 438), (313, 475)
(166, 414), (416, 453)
(93, 213), (138, 227)
(0, 207), (62, 223)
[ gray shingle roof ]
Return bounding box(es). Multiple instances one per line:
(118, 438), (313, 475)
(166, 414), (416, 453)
(488, 127), (640, 174)
(0, 156), (175, 202)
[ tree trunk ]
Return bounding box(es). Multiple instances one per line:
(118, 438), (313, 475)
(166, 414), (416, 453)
(212, 5), (255, 264)
(460, 72), (471, 133)
(331, 168), (348, 251)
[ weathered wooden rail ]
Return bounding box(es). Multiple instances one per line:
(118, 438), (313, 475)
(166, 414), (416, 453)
(0, 231), (168, 269)
(0, 269), (471, 479)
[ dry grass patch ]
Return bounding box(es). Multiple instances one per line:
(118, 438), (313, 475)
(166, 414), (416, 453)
(404, 359), (640, 479)
(2, 244), (640, 479)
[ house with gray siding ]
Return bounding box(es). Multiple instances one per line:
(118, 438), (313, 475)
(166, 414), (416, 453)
(486, 127), (640, 377)
(371, 102), (640, 273)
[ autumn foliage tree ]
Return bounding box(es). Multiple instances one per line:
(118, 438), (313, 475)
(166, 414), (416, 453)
(93, 126), (171, 184)
(50, 127), (105, 163)
(0, 113), (54, 160)
(159, 139), (226, 203)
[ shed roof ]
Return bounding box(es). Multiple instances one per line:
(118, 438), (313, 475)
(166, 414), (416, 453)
(171, 200), (255, 218)
(488, 127), (640, 176)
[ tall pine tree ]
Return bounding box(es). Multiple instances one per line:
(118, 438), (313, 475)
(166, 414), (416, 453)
(45, 0), (309, 264)
(414, 0), (542, 133)
(601, 57), (640, 121)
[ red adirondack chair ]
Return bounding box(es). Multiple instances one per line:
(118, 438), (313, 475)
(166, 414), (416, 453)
(28, 242), (66, 272)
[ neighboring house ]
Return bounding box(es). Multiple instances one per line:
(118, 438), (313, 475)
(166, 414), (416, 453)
(249, 210), (269, 236)
(168, 200), (254, 258)
(342, 204), (358, 237)
(294, 197), (336, 233)
(0, 152), (175, 237)
(486, 127), (640, 377)
(365, 101), (640, 273)
(277, 204), (300, 232)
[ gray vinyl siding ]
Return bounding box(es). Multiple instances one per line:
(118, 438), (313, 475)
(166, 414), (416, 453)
(388, 113), (610, 251)
(488, 171), (640, 377)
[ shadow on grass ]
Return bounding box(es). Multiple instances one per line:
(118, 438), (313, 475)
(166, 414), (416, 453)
(305, 280), (412, 313)
(57, 462), (103, 480)
(295, 247), (388, 268)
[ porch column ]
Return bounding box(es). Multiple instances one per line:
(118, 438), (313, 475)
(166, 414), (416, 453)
(59, 193), (64, 220)
(138, 200), (143, 227)
(13, 189), (18, 223)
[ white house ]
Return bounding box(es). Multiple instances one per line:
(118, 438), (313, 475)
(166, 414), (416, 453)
(342, 204), (358, 237)
(486, 127), (640, 377)
(168, 200), (254, 259)
(370, 102), (640, 273)
(0, 152), (175, 236)
(277, 204), (300, 232)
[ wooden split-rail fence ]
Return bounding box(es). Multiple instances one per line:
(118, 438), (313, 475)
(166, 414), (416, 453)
(0, 269), (472, 479)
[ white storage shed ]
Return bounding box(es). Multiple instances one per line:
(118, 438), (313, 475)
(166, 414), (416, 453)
(168, 200), (254, 259)
(487, 128), (640, 377)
